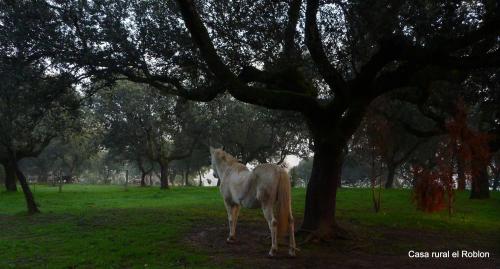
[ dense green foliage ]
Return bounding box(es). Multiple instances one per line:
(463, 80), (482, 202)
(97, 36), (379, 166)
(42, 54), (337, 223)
(0, 185), (498, 268)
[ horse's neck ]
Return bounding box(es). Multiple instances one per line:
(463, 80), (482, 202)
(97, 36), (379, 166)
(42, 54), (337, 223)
(216, 161), (232, 179)
(218, 162), (253, 196)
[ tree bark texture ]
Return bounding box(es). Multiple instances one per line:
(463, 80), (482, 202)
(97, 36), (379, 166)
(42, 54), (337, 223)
(3, 161), (17, 191)
(14, 161), (39, 214)
(384, 164), (396, 189)
(159, 160), (169, 189)
(470, 162), (490, 199)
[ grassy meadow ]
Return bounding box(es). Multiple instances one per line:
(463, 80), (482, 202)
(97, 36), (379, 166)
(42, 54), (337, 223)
(0, 185), (498, 268)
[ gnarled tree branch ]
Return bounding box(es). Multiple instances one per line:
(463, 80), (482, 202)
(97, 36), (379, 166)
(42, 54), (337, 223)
(283, 0), (302, 60)
(305, 0), (348, 99)
(175, 0), (320, 113)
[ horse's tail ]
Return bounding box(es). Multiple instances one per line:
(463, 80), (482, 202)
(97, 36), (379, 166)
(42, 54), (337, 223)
(276, 167), (292, 237)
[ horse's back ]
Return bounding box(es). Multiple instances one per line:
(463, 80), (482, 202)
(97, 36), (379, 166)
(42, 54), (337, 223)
(253, 163), (285, 181)
(224, 163), (288, 208)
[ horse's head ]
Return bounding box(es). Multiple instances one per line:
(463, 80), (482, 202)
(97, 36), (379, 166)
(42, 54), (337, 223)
(209, 146), (225, 178)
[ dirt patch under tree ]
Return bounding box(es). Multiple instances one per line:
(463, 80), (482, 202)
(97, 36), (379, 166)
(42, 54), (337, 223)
(185, 218), (499, 269)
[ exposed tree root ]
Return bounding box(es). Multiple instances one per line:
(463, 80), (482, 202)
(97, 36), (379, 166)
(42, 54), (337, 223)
(296, 222), (358, 245)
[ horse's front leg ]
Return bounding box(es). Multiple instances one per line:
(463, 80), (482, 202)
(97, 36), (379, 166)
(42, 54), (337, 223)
(262, 205), (277, 256)
(224, 202), (239, 243)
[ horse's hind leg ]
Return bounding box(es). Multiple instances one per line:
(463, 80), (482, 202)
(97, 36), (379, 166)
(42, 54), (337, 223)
(288, 213), (296, 257)
(231, 205), (240, 241)
(262, 205), (278, 256)
(224, 202), (237, 243)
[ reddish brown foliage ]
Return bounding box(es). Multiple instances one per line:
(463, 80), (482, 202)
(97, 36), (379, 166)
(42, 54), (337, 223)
(412, 155), (454, 213)
(412, 166), (446, 212)
(413, 100), (491, 213)
(412, 136), (455, 213)
(446, 101), (492, 190)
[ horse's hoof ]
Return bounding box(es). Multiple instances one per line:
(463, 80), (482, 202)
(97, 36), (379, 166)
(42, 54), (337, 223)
(226, 237), (236, 244)
(268, 249), (277, 257)
(288, 249), (296, 257)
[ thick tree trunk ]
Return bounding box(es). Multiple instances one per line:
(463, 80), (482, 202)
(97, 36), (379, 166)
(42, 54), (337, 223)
(159, 161), (169, 189)
(14, 161), (39, 214)
(300, 139), (344, 238)
(137, 158), (147, 187)
(384, 164), (396, 189)
(184, 171), (189, 186)
(184, 162), (191, 186)
(299, 105), (365, 239)
(140, 172), (147, 187)
(470, 163), (490, 199)
(3, 162), (17, 191)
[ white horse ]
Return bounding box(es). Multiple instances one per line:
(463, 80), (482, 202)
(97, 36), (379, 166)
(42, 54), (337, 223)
(209, 147), (296, 257)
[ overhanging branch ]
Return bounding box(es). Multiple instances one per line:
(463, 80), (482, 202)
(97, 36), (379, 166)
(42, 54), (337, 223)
(175, 0), (320, 113)
(175, 0), (237, 83)
(305, 0), (348, 99)
(283, 0), (302, 60)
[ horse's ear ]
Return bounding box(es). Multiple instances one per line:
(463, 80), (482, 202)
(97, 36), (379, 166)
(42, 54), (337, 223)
(222, 146), (225, 151)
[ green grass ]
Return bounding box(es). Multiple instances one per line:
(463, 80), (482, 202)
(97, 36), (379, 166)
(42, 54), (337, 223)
(0, 185), (499, 268)
(335, 188), (500, 233)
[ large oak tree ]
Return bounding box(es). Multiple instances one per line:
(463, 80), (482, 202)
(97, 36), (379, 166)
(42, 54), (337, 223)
(48, 0), (500, 238)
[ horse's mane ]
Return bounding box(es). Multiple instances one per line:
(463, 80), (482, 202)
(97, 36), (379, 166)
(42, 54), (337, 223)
(221, 151), (248, 172)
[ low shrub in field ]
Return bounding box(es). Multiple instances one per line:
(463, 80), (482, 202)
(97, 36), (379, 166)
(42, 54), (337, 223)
(412, 100), (491, 214)
(412, 165), (451, 213)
